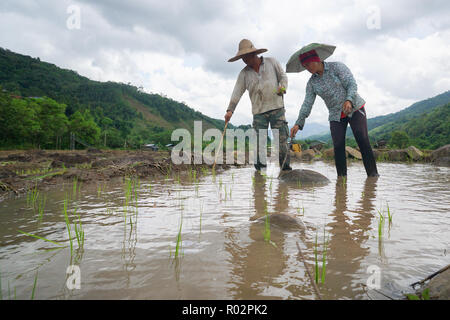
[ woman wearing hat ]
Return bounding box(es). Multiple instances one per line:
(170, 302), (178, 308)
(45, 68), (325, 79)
(225, 39), (291, 171)
(290, 47), (379, 177)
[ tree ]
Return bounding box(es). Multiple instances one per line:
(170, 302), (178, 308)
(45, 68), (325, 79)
(35, 97), (68, 148)
(69, 110), (101, 146)
(390, 130), (410, 149)
(0, 92), (40, 146)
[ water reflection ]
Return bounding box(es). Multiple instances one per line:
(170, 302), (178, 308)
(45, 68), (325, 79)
(227, 171), (292, 299)
(323, 177), (378, 299)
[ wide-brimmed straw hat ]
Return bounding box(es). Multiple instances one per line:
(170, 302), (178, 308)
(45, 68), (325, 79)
(228, 39), (268, 62)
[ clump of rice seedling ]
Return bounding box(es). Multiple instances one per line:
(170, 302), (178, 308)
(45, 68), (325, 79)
(262, 202), (277, 248)
(37, 195), (46, 221)
(27, 183), (39, 208)
(314, 227), (329, 284)
(73, 207), (85, 252)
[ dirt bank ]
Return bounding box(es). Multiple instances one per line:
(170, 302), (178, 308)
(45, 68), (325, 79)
(0, 149), (233, 202)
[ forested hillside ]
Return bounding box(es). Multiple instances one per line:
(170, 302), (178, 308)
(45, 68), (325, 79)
(0, 47), (230, 149)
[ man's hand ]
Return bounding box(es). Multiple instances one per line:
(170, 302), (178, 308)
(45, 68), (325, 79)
(276, 86), (286, 96)
(343, 100), (353, 115)
(290, 124), (300, 138)
(224, 110), (233, 123)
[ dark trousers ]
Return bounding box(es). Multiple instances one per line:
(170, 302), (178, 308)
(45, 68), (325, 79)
(329, 107), (378, 177)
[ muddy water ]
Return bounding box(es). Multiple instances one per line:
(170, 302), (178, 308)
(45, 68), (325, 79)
(0, 161), (449, 300)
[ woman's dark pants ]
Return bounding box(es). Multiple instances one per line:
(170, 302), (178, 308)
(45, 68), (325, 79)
(329, 107), (378, 177)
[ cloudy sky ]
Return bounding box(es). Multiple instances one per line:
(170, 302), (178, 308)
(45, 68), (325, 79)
(1, 0), (449, 129)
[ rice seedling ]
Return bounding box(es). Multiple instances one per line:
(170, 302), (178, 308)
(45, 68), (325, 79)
(377, 208), (385, 239)
(321, 229), (329, 284)
(37, 194), (46, 221)
(262, 202), (277, 248)
(30, 271), (38, 300)
(27, 183), (39, 208)
(62, 196), (74, 256)
(73, 207), (85, 252)
(174, 212), (183, 259)
(72, 177), (78, 199)
(314, 232), (319, 284)
(17, 230), (66, 248)
(263, 213), (271, 242)
(386, 202), (393, 225)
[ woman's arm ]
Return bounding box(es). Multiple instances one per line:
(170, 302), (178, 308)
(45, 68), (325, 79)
(295, 80), (316, 130)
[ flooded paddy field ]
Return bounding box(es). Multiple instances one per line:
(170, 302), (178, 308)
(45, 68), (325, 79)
(0, 160), (449, 300)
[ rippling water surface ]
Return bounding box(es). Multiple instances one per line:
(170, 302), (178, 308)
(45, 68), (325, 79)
(0, 161), (449, 299)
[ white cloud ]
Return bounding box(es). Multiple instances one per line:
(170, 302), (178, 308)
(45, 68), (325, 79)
(0, 0), (449, 128)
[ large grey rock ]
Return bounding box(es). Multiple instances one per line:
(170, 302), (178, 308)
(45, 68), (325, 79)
(431, 144), (450, 167)
(253, 213), (305, 231)
(405, 146), (423, 160)
(301, 149), (315, 161)
(279, 169), (330, 186)
(421, 267), (450, 300)
(345, 146), (362, 159)
(387, 150), (409, 161)
(322, 148), (334, 159)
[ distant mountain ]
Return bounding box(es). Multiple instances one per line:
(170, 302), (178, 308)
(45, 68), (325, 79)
(294, 122), (328, 140)
(307, 91), (450, 149)
(0, 47), (233, 149)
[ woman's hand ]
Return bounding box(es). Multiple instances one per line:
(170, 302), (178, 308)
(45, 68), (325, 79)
(343, 100), (353, 115)
(290, 124), (300, 138)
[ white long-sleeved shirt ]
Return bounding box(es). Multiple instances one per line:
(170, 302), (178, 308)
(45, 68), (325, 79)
(227, 56), (288, 115)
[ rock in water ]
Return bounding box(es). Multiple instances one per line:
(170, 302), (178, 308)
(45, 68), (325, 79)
(254, 213), (305, 231)
(279, 169), (330, 186)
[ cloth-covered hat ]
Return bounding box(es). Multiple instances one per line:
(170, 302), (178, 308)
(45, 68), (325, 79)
(299, 50), (321, 65)
(228, 39), (268, 62)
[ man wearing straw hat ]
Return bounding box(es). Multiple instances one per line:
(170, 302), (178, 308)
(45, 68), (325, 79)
(224, 39), (291, 171)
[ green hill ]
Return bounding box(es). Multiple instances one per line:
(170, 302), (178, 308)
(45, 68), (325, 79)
(306, 91), (450, 150)
(0, 47), (232, 149)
